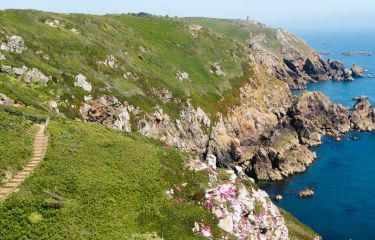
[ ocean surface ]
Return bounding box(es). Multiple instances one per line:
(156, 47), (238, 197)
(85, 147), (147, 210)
(263, 31), (375, 240)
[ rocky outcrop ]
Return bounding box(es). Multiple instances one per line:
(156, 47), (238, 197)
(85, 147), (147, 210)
(0, 36), (26, 53)
(289, 91), (351, 146)
(248, 27), (362, 89)
(351, 64), (365, 77)
(98, 54), (119, 69)
(350, 97), (375, 131)
(138, 103), (210, 155)
(299, 188), (315, 198)
(210, 62), (226, 76)
(175, 71), (190, 81)
(45, 19), (64, 28)
(0, 52), (5, 60)
(80, 95), (131, 132)
(0, 65), (51, 85)
(74, 74), (92, 92)
(188, 24), (203, 38)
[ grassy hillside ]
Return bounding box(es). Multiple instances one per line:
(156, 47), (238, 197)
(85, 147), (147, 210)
(182, 18), (311, 56)
(0, 10), (251, 120)
(0, 107), (35, 185)
(0, 117), (222, 239)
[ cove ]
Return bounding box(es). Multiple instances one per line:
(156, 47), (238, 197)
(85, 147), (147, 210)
(263, 31), (375, 240)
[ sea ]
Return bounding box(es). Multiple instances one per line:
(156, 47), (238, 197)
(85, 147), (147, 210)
(263, 31), (375, 240)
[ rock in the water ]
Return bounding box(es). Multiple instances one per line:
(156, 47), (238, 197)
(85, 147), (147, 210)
(175, 71), (190, 81)
(74, 74), (92, 92)
(350, 97), (375, 131)
(351, 64), (365, 77)
(0, 36), (26, 53)
(275, 195), (283, 201)
(298, 188), (315, 198)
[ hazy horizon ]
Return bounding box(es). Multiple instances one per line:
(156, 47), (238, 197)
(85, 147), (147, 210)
(0, 0), (374, 32)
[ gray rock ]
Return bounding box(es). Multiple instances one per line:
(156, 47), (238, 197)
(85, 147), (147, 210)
(350, 97), (375, 131)
(98, 54), (119, 68)
(0, 52), (5, 60)
(74, 74), (92, 92)
(0, 93), (15, 106)
(210, 62), (226, 76)
(0, 65), (50, 85)
(298, 188), (315, 198)
(175, 71), (190, 81)
(0, 36), (26, 53)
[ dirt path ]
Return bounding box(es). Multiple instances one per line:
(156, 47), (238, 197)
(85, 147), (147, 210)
(0, 124), (48, 201)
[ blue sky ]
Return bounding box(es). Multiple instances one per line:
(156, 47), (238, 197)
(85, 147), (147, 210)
(0, 0), (374, 31)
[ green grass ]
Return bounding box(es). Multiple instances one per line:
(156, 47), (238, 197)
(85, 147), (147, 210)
(0, 10), (251, 122)
(0, 119), (221, 239)
(281, 209), (320, 240)
(182, 17), (311, 56)
(0, 108), (35, 184)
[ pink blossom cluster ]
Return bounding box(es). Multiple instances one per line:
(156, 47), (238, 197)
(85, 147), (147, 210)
(192, 221), (212, 238)
(204, 182), (289, 240)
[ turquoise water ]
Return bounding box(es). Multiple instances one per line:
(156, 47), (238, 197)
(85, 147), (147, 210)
(264, 31), (375, 240)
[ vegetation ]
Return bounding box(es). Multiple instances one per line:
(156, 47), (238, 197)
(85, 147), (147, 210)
(182, 17), (311, 56)
(281, 209), (319, 240)
(0, 108), (35, 184)
(0, 10), (252, 121)
(0, 118), (222, 239)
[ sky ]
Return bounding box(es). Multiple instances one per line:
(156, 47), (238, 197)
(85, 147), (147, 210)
(0, 0), (374, 31)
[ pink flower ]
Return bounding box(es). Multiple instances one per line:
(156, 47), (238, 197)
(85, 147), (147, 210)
(204, 200), (214, 208)
(175, 198), (184, 203)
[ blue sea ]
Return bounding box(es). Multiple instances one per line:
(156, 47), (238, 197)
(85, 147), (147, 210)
(263, 31), (375, 240)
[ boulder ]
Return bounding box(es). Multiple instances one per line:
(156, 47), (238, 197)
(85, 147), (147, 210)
(74, 74), (92, 92)
(210, 62), (226, 76)
(0, 93), (14, 106)
(0, 36), (26, 53)
(0, 52), (5, 60)
(45, 19), (63, 28)
(48, 100), (59, 114)
(0, 65), (51, 85)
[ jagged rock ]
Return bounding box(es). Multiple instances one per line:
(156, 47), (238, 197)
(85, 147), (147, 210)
(210, 62), (226, 76)
(74, 74), (92, 92)
(80, 95), (131, 132)
(151, 88), (173, 103)
(138, 103), (210, 155)
(175, 71), (190, 81)
(351, 64), (365, 77)
(290, 91), (350, 145)
(0, 36), (26, 53)
(98, 54), (119, 68)
(188, 24), (203, 38)
(0, 65), (51, 85)
(45, 19), (64, 28)
(350, 97), (375, 131)
(48, 100), (59, 114)
(0, 93), (15, 106)
(299, 188), (315, 198)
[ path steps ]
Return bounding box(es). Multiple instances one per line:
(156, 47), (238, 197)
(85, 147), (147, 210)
(0, 124), (48, 201)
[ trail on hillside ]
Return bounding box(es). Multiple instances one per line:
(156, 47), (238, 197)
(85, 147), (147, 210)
(0, 124), (48, 201)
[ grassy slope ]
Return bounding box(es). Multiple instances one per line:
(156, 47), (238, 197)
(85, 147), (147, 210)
(0, 108), (35, 184)
(182, 17), (311, 56)
(0, 118), (221, 239)
(0, 10), (251, 120)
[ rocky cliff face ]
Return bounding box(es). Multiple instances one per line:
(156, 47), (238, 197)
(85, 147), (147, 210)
(248, 28), (360, 90)
(351, 97), (375, 131)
